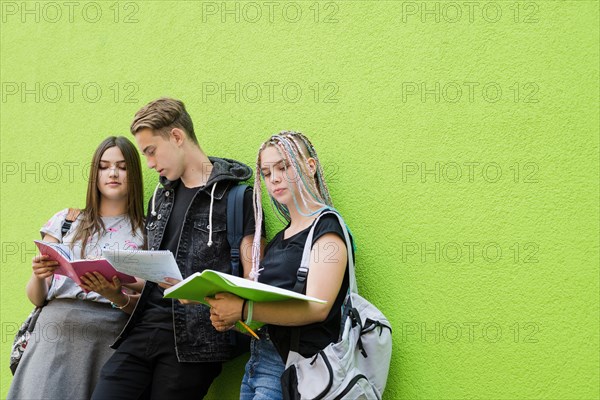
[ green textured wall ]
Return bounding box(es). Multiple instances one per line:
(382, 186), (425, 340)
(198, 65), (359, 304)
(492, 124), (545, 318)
(1, 1), (599, 399)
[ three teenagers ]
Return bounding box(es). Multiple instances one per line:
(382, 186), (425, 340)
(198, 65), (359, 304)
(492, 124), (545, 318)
(8, 136), (146, 400)
(11, 98), (355, 400)
(91, 98), (260, 399)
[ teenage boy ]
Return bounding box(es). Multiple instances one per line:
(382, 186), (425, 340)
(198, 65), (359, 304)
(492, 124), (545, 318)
(92, 98), (258, 399)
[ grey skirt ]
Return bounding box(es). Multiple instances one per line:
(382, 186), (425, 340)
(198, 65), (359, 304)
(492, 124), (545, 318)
(7, 298), (128, 400)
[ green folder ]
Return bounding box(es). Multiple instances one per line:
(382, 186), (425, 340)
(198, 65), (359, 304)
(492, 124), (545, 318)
(163, 269), (327, 305)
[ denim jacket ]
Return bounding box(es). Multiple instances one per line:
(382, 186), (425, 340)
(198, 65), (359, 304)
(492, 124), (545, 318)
(111, 157), (253, 362)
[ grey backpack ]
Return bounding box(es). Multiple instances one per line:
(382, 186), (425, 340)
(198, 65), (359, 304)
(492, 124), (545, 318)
(281, 211), (393, 399)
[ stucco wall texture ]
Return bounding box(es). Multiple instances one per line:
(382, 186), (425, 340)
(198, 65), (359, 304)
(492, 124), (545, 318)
(1, 1), (598, 399)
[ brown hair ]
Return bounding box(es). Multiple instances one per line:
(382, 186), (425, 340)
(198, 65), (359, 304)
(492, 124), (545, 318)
(71, 136), (146, 256)
(130, 97), (198, 145)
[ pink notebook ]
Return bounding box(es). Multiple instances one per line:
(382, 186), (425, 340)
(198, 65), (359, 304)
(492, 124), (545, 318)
(34, 240), (136, 289)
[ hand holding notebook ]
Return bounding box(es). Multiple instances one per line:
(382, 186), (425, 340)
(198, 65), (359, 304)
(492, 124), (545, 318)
(34, 241), (136, 289)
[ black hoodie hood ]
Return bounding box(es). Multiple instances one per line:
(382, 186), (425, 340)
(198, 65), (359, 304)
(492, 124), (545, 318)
(158, 156), (252, 190)
(148, 156), (253, 248)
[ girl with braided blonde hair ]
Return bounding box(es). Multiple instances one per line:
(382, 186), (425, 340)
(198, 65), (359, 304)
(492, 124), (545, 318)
(248, 131), (334, 281)
(207, 131), (351, 399)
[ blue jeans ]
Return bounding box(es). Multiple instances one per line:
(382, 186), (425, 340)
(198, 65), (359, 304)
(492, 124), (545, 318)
(240, 336), (285, 400)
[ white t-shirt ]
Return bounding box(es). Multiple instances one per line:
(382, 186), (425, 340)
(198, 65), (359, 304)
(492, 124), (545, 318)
(40, 208), (145, 303)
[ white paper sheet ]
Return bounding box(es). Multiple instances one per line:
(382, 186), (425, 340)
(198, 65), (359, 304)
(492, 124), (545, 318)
(102, 249), (183, 284)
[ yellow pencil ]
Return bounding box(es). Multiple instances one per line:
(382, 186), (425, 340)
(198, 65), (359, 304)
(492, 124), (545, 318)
(238, 320), (260, 340)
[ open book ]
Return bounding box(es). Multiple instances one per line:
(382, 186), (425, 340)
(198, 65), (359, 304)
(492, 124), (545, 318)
(163, 270), (327, 305)
(163, 270), (327, 334)
(34, 240), (136, 287)
(102, 249), (183, 285)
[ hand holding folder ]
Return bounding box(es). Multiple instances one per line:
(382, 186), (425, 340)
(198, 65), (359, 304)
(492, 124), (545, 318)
(167, 270), (326, 340)
(164, 269), (327, 304)
(206, 292), (263, 339)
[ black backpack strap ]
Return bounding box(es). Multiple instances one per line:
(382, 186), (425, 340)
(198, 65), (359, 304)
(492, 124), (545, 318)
(61, 208), (81, 236)
(292, 266), (309, 294)
(227, 184), (250, 277)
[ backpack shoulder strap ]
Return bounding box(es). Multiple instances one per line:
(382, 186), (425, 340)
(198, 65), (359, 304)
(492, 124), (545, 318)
(61, 208), (81, 236)
(227, 185), (250, 277)
(293, 210), (356, 294)
(289, 210), (355, 351)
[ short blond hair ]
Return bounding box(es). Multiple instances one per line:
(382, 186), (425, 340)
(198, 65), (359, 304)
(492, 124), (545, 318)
(130, 97), (198, 145)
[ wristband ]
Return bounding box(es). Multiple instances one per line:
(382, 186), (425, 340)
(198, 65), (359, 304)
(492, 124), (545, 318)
(245, 300), (254, 325)
(111, 293), (131, 310)
(241, 298), (248, 320)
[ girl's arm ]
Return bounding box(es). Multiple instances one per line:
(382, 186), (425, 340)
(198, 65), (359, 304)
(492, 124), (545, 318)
(80, 272), (140, 315)
(26, 234), (60, 307)
(207, 233), (347, 329)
